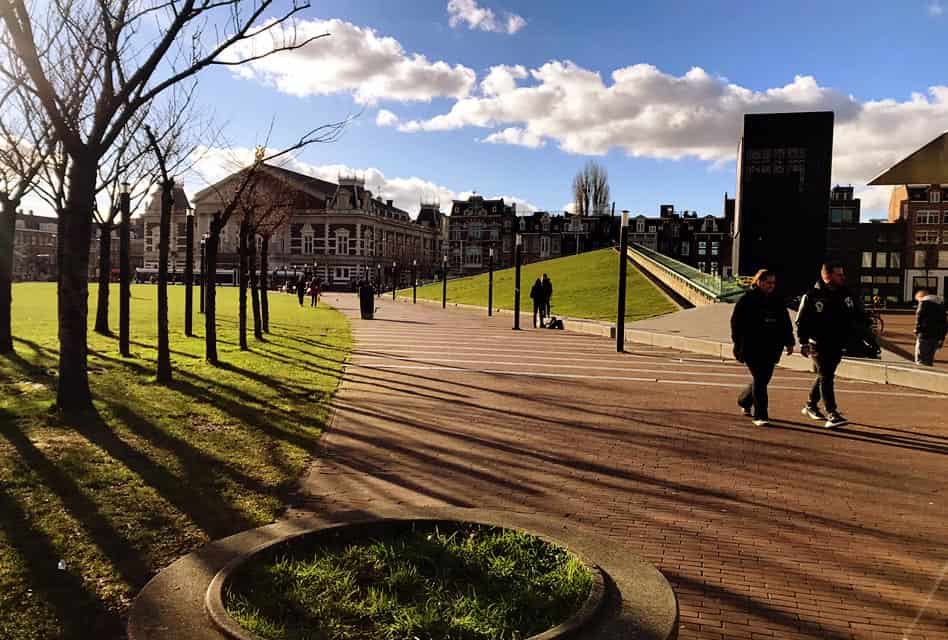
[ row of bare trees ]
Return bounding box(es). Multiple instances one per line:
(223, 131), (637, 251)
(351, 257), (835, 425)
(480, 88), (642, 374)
(0, 0), (340, 412)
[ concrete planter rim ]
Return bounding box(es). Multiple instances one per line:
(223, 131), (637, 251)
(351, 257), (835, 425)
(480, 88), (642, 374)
(205, 517), (607, 640)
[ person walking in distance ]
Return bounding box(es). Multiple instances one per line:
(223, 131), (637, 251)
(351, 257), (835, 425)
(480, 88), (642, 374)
(731, 269), (794, 427)
(797, 262), (859, 428)
(310, 277), (321, 308)
(529, 278), (543, 328)
(296, 277), (306, 307)
(914, 288), (947, 366)
(541, 273), (553, 324)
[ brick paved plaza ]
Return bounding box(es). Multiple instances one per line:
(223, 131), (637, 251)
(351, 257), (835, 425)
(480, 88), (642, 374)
(296, 294), (948, 640)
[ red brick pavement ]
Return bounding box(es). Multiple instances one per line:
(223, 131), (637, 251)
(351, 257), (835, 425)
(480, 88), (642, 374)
(295, 294), (948, 640)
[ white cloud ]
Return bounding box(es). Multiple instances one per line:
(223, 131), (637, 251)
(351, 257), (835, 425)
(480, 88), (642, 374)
(222, 18), (475, 104)
(481, 127), (545, 148)
(447, 0), (527, 34)
(185, 146), (537, 216)
(398, 61), (948, 190)
(929, 1), (944, 16)
(376, 109), (399, 127)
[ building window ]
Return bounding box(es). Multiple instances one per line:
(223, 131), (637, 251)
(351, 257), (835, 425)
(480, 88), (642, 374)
(916, 211), (940, 225)
(303, 235), (314, 254)
(859, 275), (873, 284)
(940, 250), (948, 268)
(916, 230), (940, 244)
(697, 261), (706, 272)
(874, 252), (887, 269)
(334, 230), (349, 255)
(636, 219), (645, 233)
(710, 261), (718, 274)
(830, 208), (855, 224)
(931, 190), (942, 203)
(697, 241), (707, 256)
(648, 225), (656, 233)
(681, 243), (690, 257)
(889, 252), (901, 269)
(711, 241), (720, 256)
(861, 251), (873, 268)
(913, 276), (938, 294)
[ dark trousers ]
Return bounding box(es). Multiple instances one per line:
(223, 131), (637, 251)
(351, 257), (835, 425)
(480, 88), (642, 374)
(297, 291), (304, 306)
(311, 293), (318, 307)
(532, 301), (541, 327)
(738, 357), (778, 419)
(809, 349), (842, 413)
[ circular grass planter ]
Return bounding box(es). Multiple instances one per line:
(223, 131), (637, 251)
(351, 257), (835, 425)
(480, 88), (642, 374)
(206, 519), (605, 640)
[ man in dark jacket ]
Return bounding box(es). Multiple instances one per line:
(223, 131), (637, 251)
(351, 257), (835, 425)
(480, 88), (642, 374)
(529, 278), (543, 328)
(796, 262), (860, 428)
(296, 277), (306, 307)
(914, 289), (947, 366)
(541, 274), (553, 319)
(731, 269), (794, 426)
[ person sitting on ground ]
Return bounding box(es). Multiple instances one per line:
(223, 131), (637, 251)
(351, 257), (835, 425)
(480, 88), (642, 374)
(730, 268), (794, 427)
(914, 288), (947, 366)
(529, 277), (543, 328)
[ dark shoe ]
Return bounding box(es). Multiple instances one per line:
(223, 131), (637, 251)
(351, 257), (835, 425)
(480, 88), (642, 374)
(738, 402), (752, 417)
(802, 405), (825, 421)
(824, 412), (848, 429)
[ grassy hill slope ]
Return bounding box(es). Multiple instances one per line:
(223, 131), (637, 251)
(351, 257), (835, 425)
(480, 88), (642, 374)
(403, 248), (677, 322)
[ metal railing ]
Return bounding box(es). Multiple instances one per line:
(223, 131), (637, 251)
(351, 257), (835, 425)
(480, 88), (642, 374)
(627, 242), (747, 302)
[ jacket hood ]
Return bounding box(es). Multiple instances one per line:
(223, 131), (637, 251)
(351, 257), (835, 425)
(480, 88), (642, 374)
(919, 294), (940, 303)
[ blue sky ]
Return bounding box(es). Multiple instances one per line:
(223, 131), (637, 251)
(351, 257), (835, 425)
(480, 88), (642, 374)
(184, 0), (948, 219)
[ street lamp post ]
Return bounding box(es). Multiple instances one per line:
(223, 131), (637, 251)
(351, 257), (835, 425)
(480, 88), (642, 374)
(442, 254), (447, 308)
(488, 246), (494, 317)
(412, 259), (417, 304)
(616, 212), (630, 352)
(513, 234), (522, 330)
(392, 261), (397, 300)
(199, 234), (207, 314)
(119, 181), (131, 357)
(185, 207), (194, 336)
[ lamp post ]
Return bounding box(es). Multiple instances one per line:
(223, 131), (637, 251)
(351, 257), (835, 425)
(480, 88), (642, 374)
(513, 233), (522, 330)
(442, 254), (447, 308)
(119, 180), (131, 357)
(392, 261), (397, 300)
(488, 246), (494, 317)
(412, 259), (417, 304)
(616, 211), (629, 352)
(185, 207), (194, 336)
(376, 263), (381, 297)
(199, 234), (207, 314)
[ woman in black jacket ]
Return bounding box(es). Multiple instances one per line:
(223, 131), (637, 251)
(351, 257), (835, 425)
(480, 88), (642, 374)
(731, 269), (795, 426)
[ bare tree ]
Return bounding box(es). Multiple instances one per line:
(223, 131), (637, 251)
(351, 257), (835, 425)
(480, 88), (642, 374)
(199, 122), (347, 364)
(572, 160), (611, 216)
(0, 74), (56, 354)
(0, 0), (328, 411)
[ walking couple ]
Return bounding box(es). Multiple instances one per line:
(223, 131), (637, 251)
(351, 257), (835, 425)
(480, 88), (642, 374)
(731, 262), (857, 429)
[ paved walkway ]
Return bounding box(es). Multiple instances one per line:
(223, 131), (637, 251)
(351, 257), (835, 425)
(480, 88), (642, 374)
(879, 312), (948, 371)
(296, 294), (948, 640)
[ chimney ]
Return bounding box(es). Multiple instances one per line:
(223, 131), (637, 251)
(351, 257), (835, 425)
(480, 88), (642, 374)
(386, 199), (393, 208)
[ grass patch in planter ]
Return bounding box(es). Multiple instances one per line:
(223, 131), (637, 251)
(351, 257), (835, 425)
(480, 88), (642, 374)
(224, 522), (594, 640)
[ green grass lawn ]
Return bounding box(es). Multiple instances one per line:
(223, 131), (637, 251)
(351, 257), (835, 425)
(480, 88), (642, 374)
(226, 523), (593, 640)
(402, 248), (677, 322)
(0, 283), (351, 640)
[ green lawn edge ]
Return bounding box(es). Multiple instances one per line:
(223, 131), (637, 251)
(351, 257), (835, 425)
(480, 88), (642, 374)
(0, 283), (351, 640)
(400, 248), (677, 322)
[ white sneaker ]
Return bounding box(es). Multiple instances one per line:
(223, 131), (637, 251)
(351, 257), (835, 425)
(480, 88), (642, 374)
(824, 412), (848, 429)
(752, 418), (770, 427)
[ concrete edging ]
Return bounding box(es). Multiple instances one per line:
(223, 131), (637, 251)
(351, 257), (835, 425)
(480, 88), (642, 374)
(127, 507), (679, 640)
(204, 518), (607, 640)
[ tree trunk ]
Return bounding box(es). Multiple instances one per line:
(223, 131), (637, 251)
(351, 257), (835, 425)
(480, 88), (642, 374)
(205, 213), (221, 364)
(0, 195), (16, 354)
(119, 194), (131, 357)
(249, 233), (263, 341)
(156, 181), (172, 383)
(238, 217), (248, 351)
(260, 235), (270, 334)
(57, 160), (96, 412)
(93, 224), (112, 335)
